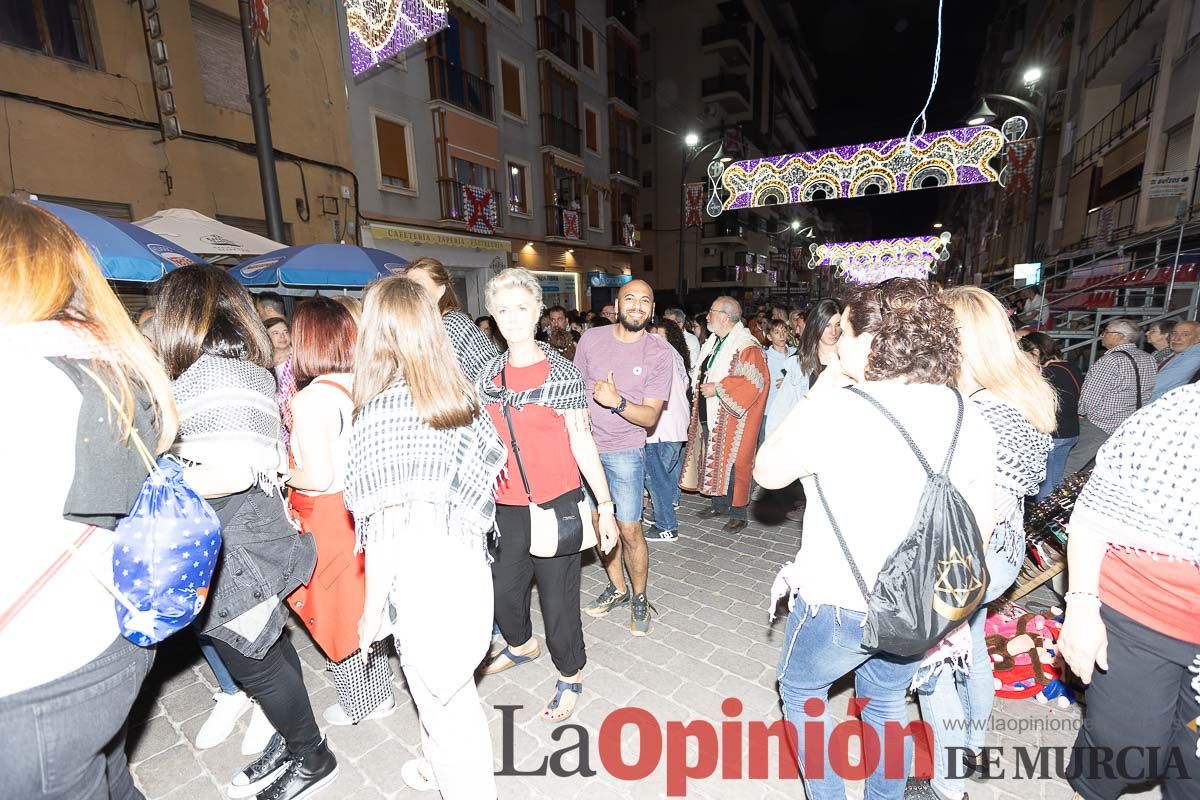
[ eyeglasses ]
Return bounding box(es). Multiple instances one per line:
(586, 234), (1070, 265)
(707, 308), (728, 317)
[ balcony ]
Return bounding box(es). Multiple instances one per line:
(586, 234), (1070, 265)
(701, 266), (742, 284)
(427, 56), (494, 120)
(1085, 0), (1166, 85)
(1072, 73), (1156, 172)
(1079, 193), (1139, 247)
(702, 213), (748, 242)
(609, 72), (638, 109)
(546, 204), (585, 240)
(607, 0), (637, 37)
(701, 23), (751, 65)
(612, 221), (640, 250)
(436, 179), (501, 232)
(537, 15), (578, 69)
(541, 113), (582, 155)
(701, 74), (750, 113)
(609, 147), (638, 181)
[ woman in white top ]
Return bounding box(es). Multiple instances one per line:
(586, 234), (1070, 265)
(643, 318), (693, 542)
(0, 197), (178, 800)
(754, 279), (996, 800)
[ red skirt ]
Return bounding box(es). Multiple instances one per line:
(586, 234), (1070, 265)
(286, 491), (364, 662)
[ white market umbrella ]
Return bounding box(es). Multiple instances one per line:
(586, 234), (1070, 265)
(134, 208), (286, 257)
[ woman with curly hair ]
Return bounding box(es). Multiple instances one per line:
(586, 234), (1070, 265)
(754, 279), (997, 800)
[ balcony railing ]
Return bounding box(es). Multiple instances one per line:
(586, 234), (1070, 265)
(1080, 193), (1139, 246)
(609, 147), (637, 178)
(546, 205), (585, 239)
(609, 72), (638, 108)
(701, 74), (750, 98)
(1072, 72), (1156, 172)
(427, 55), (495, 120)
(436, 179), (501, 231)
(537, 15), (578, 68)
(612, 221), (640, 249)
(541, 113), (582, 155)
(701, 23), (751, 57)
(607, 0), (637, 34)
(1085, 0), (1162, 82)
(702, 215), (747, 240)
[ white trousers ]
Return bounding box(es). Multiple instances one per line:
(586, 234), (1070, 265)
(402, 664), (496, 800)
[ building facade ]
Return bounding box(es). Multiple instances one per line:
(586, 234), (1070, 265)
(636, 0), (827, 309)
(0, 0), (353, 246)
(338, 0), (643, 316)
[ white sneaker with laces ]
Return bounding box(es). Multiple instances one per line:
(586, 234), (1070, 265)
(322, 695), (397, 726)
(195, 690), (251, 750)
(240, 700), (278, 755)
(401, 758), (439, 792)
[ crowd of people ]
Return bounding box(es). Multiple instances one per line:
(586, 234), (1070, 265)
(1, 194), (1197, 800)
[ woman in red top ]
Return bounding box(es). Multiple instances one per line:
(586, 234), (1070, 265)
(475, 268), (619, 723)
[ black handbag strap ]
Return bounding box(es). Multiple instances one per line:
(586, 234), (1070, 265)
(1115, 350), (1143, 410)
(498, 368), (534, 503)
(846, 386), (964, 476)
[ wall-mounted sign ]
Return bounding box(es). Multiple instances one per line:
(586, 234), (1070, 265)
(1147, 170), (1192, 199)
(588, 272), (633, 288)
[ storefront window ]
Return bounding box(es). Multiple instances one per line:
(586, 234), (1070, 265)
(532, 270), (578, 311)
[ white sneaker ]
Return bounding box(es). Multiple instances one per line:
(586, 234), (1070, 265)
(322, 695), (396, 726)
(400, 758), (439, 792)
(195, 690), (251, 750)
(240, 701), (277, 755)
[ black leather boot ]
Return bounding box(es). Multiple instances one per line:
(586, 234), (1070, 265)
(256, 738), (338, 800)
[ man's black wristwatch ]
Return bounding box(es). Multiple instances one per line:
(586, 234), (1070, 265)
(610, 397), (628, 414)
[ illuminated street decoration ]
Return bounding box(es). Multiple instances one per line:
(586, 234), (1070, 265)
(706, 126), (1006, 216)
(810, 233), (952, 285)
(346, 0), (449, 76)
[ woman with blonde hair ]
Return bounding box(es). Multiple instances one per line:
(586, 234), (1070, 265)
(347, 276), (506, 798)
(909, 285), (1055, 800)
(405, 256), (499, 381)
(0, 197), (177, 799)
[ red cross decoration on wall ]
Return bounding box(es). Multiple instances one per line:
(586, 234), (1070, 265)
(562, 209), (581, 239)
(1006, 139), (1036, 195)
(684, 183), (704, 228)
(462, 184), (498, 235)
(249, 0), (270, 42)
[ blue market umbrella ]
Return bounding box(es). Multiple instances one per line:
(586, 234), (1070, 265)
(229, 244), (408, 289)
(35, 200), (205, 282)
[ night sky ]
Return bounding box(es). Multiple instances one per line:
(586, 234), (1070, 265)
(801, 0), (999, 239)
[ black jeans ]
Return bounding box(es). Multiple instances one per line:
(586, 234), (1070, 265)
(209, 632), (323, 755)
(0, 635), (154, 800)
(1069, 605), (1200, 800)
(492, 503), (586, 676)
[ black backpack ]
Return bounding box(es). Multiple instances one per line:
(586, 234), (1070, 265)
(811, 387), (990, 657)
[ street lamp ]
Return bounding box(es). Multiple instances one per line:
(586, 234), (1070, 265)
(677, 133), (731, 303)
(966, 69), (1047, 263)
(932, 222), (944, 229)
(767, 219), (815, 300)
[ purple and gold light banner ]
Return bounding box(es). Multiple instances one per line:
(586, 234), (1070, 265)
(347, 0), (449, 76)
(706, 126), (1005, 215)
(809, 233), (952, 285)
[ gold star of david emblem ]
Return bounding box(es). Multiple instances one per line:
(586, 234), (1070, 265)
(931, 546), (985, 622)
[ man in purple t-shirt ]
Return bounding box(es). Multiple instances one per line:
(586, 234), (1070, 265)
(574, 280), (674, 636)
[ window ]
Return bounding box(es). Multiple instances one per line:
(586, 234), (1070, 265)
(641, 126), (652, 145)
(584, 106), (600, 154)
(192, 3), (250, 113)
(0, 0), (96, 66)
(452, 157), (497, 191)
(642, 213), (653, 230)
(496, 0), (519, 16)
(428, 10), (491, 118)
(641, 170), (653, 188)
(581, 25), (596, 71)
(507, 160), (531, 215)
(643, 255), (654, 272)
(373, 113), (417, 193)
(587, 187), (603, 231)
(640, 80), (653, 100)
(499, 56), (525, 120)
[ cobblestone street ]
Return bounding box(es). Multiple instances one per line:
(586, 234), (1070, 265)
(128, 494), (1162, 800)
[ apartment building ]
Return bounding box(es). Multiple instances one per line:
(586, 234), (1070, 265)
(0, 0), (353, 245)
(340, 0), (642, 316)
(637, 0), (826, 308)
(948, 0), (1200, 282)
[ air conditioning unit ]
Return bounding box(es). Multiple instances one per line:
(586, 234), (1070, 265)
(702, 246), (718, 257)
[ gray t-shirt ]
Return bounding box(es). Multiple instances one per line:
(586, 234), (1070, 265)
(574, 326), (674, 453)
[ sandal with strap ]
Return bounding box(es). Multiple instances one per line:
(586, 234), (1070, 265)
(479, 641), (541, 675)
(541, 679), (582, 723)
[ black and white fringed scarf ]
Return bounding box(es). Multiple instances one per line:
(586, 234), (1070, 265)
(344, 378), (507, 557)
(172, 354), (286, 493)
(476, 342), (587, 411)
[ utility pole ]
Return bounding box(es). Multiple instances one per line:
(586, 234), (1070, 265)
(239, 0), (285, 243)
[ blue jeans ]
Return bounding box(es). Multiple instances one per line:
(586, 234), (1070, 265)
(197, 632), (240, 695)
(777, 595), (923, 800)
(596, 447), (646, 524)
(643, 441), (683, 531)
(1035, 436), (1078, 501)
(916, 606), (992, 798)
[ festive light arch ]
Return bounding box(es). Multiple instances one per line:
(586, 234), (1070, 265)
(809, 233), (952, 285)
(346, 0), (449, 76)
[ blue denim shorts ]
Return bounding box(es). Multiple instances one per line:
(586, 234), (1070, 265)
(592, 447), (646, 523)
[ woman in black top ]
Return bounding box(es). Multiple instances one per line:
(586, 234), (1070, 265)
(1021, 332), (1084, 499)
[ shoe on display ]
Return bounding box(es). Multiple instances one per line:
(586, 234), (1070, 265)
(197, 690), (252, 750)
(644, 525), (679, 543)
(228, 733), (290, 799)
(241, 701), (278, 755)
(255, 738), (338, 800)
(630, 593), (656, 637)
(322, 695), (396, 726)
(583, 583), (630, 617)
(400, 758), (439, 792)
